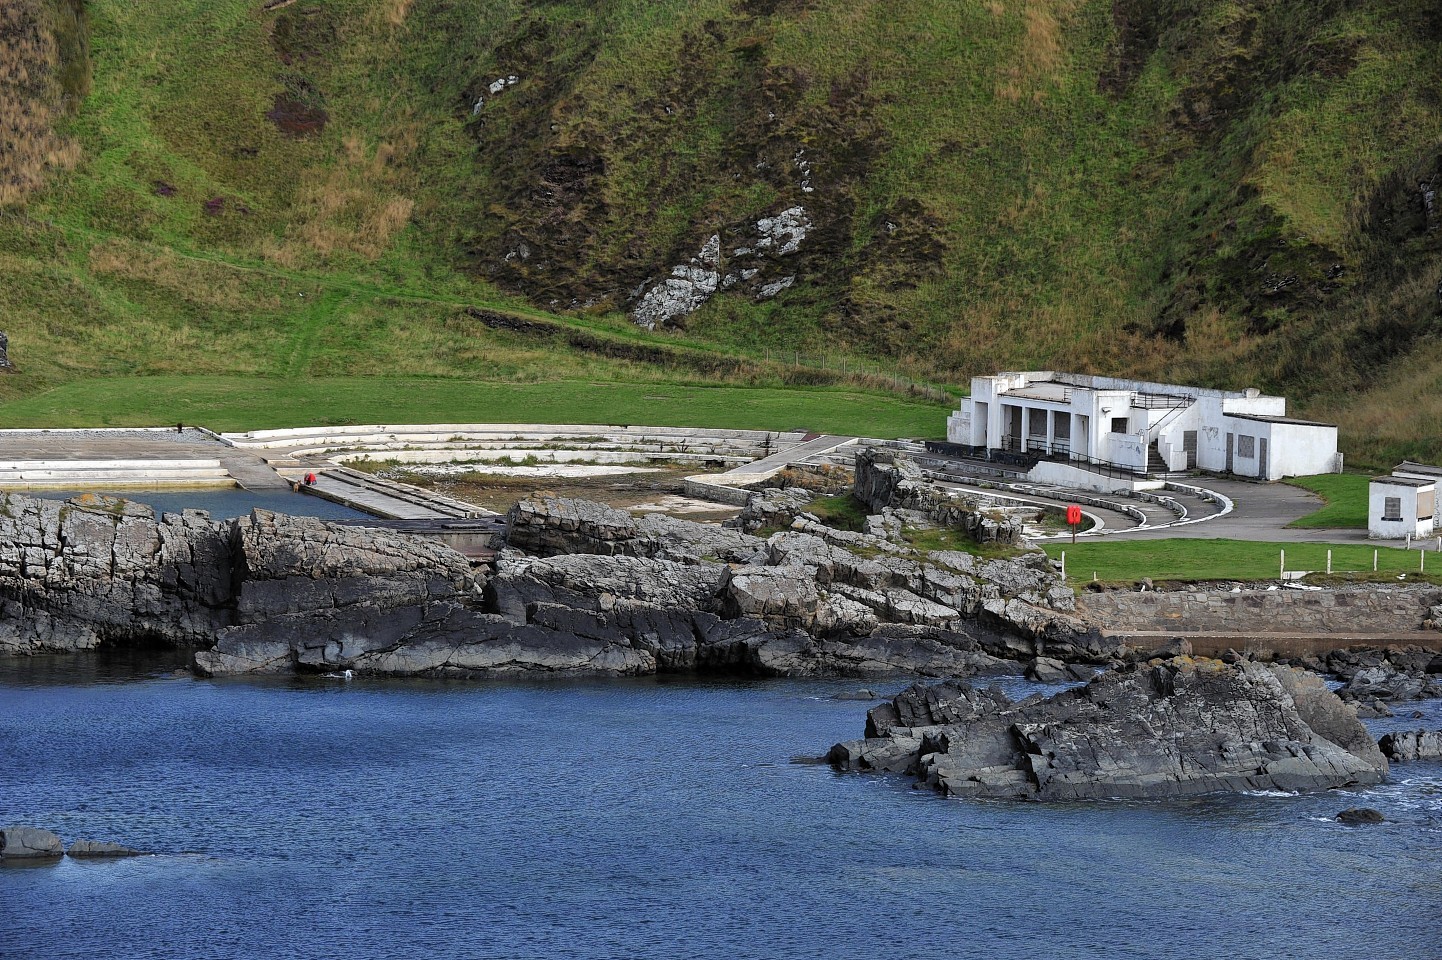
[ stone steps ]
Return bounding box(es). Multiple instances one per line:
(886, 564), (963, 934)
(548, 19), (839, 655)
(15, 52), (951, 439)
(0, 459), (233, 488)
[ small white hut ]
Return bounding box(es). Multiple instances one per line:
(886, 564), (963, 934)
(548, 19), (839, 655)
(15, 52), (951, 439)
(1368, 475), (1435, 540)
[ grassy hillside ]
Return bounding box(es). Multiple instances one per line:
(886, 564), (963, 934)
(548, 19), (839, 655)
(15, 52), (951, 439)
(2, 1), (1440, 459)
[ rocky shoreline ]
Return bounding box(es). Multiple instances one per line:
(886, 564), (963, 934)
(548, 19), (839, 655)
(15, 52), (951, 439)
(828, 658), (1392, 800)
(0, 470), (1096, 679)
(2, 457), (1440, 805)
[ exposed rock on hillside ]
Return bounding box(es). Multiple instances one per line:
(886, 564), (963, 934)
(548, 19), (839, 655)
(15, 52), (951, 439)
(829, 658), (1388, 800)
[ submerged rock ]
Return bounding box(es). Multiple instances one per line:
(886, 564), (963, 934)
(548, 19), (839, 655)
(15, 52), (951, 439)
(1336, 808), (1385, 825)
(68, 839), (143, 858)
(829, 658), (1388, 801)
(0, 826), (64, 858)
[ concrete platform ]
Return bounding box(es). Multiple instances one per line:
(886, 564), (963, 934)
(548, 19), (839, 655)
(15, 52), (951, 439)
(0, 428), (288, 491)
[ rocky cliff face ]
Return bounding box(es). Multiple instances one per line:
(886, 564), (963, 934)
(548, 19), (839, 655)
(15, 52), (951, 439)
(0, 492), (1095, 681)
(829, 658), (1389, 800)
(0, 494), (235, 654)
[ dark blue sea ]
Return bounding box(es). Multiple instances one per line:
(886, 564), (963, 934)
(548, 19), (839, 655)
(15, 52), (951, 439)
(2, 656), (1439, 960)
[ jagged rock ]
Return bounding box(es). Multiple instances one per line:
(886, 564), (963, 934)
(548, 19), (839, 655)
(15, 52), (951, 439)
(68, 840), (143, 858)
(830, 658), (1388, 800)
(1336, 663), (1442, 702)
(1377, 729), (1442, 761)
(1, 826), (64, 858)
(635, 513), (764, 564)
(722, 565), (820, 628)
(1336, 808), (1385, 824)
(736, 487), (814, 534)
(853, 448), (1022, 546)
(505, 496), (641, 557)
(1026, 656), (1068, 683)
(2, 489), (1091, 682)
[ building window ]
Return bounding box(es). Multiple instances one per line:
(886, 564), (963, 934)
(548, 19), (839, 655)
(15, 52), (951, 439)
(1110, 417), (1128, 434)
(1237, 435), (1256, 458)
(1383, 497), (1402, 521)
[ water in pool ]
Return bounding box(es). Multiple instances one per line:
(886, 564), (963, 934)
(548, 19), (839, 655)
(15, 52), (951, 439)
(1, 658), (1438, 960)
(23, 487), (369, 521)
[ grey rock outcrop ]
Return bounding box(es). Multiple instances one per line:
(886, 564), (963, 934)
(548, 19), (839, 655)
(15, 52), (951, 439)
(853, 448), (1022, 545)
(68, 840), (143, 858)
(1336, 663), (1442, 703)
(735, 486), (815, 534)
(829, 658), (1388, 800)
(1, 826), (64, 858)
(0, 495), (234, 654)
(1377, 729), (1442, 762)
(0, 490), (1086, 681)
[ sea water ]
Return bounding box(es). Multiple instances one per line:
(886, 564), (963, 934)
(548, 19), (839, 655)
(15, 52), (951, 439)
(1, 661), (1439, 960)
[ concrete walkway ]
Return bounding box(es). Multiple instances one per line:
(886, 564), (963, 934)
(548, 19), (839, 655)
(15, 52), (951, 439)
(0, 428), (286, 490)
(303, 467), (498, 520)
(719, 434), (857, 480)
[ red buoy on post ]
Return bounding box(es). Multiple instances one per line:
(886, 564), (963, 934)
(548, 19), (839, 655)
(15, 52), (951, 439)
(1066, 504), (1082, 543)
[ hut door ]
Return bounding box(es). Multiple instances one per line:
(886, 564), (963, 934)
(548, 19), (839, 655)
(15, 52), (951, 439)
(1258, 437), (1269, 479)
(1183, 430), (1197, 470)
(1225, 433), (1234, 473)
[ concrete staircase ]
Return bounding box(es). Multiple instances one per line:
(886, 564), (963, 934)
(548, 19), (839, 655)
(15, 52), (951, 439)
(0, 459), (234, 488)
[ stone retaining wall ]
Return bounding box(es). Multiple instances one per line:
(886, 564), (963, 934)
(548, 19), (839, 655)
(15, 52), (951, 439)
(1080, 586), (1442, 635)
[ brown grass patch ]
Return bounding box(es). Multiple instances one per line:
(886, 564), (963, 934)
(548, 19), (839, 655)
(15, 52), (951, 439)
(87, 239), (282, 312)
(386, 0), (414, 27)
(0, 0), (81, 206)
(269, 133), (417, 261)
(994, 0), (1082, 102)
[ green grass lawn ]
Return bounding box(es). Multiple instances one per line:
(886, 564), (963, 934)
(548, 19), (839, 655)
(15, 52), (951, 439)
(1042, 537), (1439, 585)
(0, 375), (949, 437)
(1284, 473), (1371, 528)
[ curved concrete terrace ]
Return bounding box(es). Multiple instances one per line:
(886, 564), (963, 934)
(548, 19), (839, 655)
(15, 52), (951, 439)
(0, 424), (1389, 548)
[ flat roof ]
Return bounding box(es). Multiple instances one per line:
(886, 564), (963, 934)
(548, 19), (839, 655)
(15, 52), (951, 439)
(1003, 383), (1073, 403)
(1226, 413), (1337, 428)
(1395, 461), (1442, 478)
(1373, 475), (1434, 488)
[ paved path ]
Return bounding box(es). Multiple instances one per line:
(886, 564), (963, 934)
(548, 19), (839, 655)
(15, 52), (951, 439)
(720, 434), (857, 478)
(305, 467), (496, 520)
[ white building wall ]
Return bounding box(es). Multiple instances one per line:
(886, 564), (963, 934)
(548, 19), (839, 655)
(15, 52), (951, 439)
(1369, 481), (1433, 539)
(1266, 422), (1342, 479)
(951, 372), (1339, 481)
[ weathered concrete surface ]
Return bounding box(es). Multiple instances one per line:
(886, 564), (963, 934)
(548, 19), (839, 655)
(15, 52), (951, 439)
(830, 658), (1388, 800)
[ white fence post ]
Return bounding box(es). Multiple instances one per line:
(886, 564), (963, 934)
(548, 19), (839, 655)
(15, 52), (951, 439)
(1280, 549), (1285, 580)
(1327, 549), (1332, 575)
